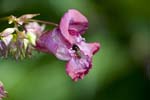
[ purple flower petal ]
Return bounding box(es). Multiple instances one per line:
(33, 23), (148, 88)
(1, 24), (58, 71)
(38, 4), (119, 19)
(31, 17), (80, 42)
(60, 9), (88, 43)
(36, 28), (71, 60)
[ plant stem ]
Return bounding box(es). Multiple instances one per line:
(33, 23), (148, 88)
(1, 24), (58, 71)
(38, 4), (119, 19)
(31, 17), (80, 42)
(30, 19), (58, 26)
(0, 16), (9, 21)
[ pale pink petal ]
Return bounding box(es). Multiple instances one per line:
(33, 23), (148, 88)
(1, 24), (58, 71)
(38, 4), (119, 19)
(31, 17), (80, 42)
(25, 22), (45, 37)
(2, 35), (13, 46)
(78, 41), (100, 57)
(19, 14), (39, 19)
(1, 28), (15, 37)
(18, 14), (39, 25)
(0, 28), (14, 46)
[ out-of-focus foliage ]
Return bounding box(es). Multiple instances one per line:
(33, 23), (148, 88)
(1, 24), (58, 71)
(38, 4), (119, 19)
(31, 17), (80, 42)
(0, 0), (149, 100)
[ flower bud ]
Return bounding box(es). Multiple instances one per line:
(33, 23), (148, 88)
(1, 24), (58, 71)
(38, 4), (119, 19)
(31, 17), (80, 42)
(26, 32), (36, 46)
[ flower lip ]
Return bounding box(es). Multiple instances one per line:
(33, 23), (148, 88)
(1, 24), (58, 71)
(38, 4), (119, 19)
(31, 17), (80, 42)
(66, 54), (92, 82)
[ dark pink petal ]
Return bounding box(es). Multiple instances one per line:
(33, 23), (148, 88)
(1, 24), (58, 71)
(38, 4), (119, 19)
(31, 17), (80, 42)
(60, 9), (88, 43)
(66, 41), (100, 81)
(66, 55), (92, 81)
(36, 28), (71, 60)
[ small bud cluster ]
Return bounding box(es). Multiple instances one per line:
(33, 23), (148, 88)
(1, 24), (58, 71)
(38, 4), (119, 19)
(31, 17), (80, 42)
(0, 14), (44, 59)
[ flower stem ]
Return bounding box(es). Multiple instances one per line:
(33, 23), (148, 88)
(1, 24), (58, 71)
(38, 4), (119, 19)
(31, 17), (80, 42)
(30, 19), (58, 26)
(0, 16), (9, 21)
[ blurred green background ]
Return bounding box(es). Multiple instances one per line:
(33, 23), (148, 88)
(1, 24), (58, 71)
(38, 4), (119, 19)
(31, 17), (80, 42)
(0, 0), (149, 100)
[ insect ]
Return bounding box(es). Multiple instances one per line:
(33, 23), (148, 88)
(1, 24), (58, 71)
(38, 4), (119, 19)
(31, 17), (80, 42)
(72, 44), (82, 58)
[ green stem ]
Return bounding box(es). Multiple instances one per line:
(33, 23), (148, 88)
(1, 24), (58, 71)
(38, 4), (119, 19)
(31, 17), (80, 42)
(30, 19), (58, 26)
(0, 16), (9, 21)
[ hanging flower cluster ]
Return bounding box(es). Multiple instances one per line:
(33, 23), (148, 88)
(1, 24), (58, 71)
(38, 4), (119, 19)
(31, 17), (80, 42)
(0, 81), (7, 100)
(0, 9), (100, 81)
(0, 14), (45, 59)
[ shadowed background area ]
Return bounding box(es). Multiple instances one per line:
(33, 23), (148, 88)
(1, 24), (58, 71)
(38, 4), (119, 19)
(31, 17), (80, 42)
(0, 0), (149, 100)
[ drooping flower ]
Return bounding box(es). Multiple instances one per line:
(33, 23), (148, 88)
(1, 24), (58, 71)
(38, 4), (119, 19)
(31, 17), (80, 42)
(0, 81), (7, 100)
(25, 22), (45, 37)
(36, 9), (100, 81)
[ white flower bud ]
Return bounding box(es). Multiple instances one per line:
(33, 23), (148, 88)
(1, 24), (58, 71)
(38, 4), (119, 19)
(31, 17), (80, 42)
(26, 32), (36, 46)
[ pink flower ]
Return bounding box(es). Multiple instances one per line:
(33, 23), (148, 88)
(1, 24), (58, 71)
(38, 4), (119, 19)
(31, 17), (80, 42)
(36, 9), (100, 81)
(0, 82), (7, 99)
